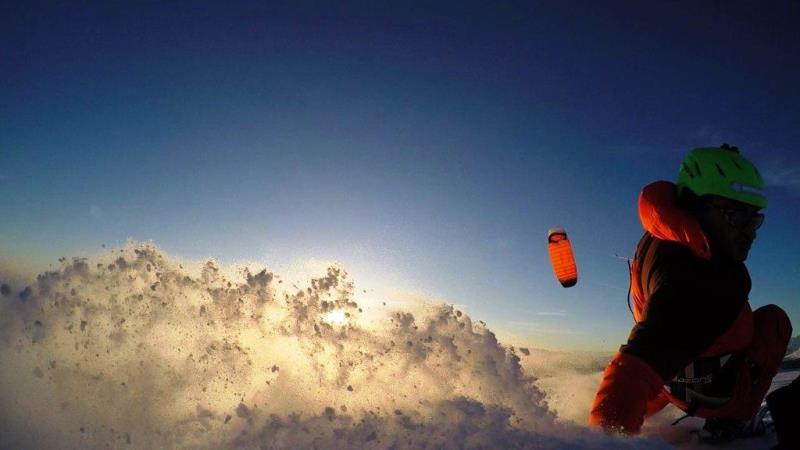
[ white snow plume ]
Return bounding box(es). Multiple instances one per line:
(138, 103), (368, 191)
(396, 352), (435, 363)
(0, 242), (667, 450)
(518, 348), (612, 426)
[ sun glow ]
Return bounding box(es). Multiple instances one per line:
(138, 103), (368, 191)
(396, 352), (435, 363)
(322, 309), (348, 326)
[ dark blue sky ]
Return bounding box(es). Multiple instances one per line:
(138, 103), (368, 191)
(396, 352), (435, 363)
(2, 1), (799, 349)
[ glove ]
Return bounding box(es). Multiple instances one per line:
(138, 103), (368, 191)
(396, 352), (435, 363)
(589, 351), (664, 434)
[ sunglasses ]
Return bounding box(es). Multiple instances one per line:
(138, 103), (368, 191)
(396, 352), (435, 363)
(707, 205), (765, 230)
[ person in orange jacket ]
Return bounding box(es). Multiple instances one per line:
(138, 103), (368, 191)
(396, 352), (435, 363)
(588, 145), (796, 444)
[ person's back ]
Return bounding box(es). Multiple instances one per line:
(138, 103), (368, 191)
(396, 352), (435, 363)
(624, 230), (752, 389)
(588, 145), (797, 446)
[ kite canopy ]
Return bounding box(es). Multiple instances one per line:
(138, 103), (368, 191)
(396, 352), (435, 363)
(547, 228), (578, 288)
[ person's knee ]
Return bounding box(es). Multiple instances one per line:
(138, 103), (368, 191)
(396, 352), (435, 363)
(753, 304), (792, 344)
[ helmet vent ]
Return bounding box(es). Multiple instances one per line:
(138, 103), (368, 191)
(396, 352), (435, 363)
(714, 163), (726, 177)
(729, 157), (743, 170)
(694, 161), (702, 176)
(682, 162), (695, 178)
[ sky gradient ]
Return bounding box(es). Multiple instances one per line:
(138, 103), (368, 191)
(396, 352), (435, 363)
(2, 1), (799, 350)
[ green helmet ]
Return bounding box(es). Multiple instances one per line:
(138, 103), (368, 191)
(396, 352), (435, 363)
(676, 144), (767, 209)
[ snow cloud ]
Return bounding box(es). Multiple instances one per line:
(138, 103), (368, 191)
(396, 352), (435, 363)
(0, 242), (665, 449)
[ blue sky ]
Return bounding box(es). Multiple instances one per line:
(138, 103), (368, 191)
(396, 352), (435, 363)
(2, 1), (799, 350)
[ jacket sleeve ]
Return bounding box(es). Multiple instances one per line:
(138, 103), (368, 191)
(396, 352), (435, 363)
(589, 351), (664, 434)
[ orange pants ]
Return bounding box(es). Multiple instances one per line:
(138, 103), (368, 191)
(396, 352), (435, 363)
(646, 304), (793, 420)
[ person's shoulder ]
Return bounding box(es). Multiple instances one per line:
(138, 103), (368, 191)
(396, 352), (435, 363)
(647, 234), (700, 262)
(645, 234), (708, 281)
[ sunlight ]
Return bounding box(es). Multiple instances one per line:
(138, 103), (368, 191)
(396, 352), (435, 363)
(321, 309), (348, 326)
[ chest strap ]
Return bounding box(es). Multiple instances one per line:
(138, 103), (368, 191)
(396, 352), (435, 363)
(666, 353), (736, 407)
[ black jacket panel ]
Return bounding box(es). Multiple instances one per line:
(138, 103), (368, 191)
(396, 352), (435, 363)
(620, 233), (751, 380)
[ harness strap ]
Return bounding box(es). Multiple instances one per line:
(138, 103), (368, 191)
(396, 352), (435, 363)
(666, 352), (765, 412)
(671, 400), (700, 426)
(666, 353), (735, 406)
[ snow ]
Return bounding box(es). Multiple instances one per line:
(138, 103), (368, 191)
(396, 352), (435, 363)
(0, 242), (794, 449)
(785, 348), (800, 362)
(0, 243), (666, 450)
(523, 348), (798, 449)
(786, 336), (800, 355)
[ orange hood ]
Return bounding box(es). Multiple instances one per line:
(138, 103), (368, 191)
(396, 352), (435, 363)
(638, 181), (711, 261)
